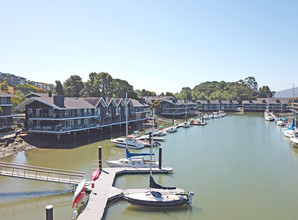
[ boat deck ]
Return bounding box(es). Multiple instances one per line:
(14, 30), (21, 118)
(78, 167), (173, 220)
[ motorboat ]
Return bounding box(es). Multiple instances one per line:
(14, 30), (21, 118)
(190, 119), (207, 126)
(167, 126), (177, 133)
(72, 179), (86, 208)
(91, 169), (100, 181)
(111, 135), (144, 149)
(290, 132), (298, 147)
(276, 119), (284, 126)
(282, 125), (296, 138)
(183, 121), (190, 128)
(264, 114), (274, 121)
(203, 114), (210, 120)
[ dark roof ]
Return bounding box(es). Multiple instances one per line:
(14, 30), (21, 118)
(83, 97), (102, 107)
(24, 92), (49, 98)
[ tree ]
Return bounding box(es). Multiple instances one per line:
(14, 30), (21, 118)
(82, 72), (97, 97)
(63, 75), (84, 97)
(55, 80), (64, 96)
(151, 99), (162, 114)
(94, 72), (113, 97)
(0, 78), (9, 91)
(258, 86), (274, 98)
(165, 92), (175, 97)
(139, 89), (156, 96)
(111, 78), (137, 99)
(11, 90), (25, 113)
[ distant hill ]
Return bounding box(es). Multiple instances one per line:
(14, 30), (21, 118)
(275, 87), (298, 98)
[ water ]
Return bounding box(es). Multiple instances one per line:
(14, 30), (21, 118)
(1, 113), (298, 220)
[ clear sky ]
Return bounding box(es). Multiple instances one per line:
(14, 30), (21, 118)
(1, 0), (297, 94)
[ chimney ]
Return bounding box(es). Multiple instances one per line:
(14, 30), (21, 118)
(48, 91), (52, 97)
(54, 95), (65, 108)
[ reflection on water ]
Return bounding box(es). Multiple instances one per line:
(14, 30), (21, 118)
(1, 113), (298, 220)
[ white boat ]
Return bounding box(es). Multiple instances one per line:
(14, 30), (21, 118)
(190, 119), (207, 126)
(282, 125), (296, 138)
(203, 114), (210, 120)
(182, 121), (190, 128)
(276, 119), (284, 126)
(218, 110), (226, 117)
(123, 176), (194, 208)
(106, 157), (159, 168)
(155, 130), (167, 136)
(167, 126), (177, 133)
(123, 110), (194, 208)
(265, 114), (275, 121)
(72, 179), (86, 208)
(111, 136), (144, 149)
(290, 132), (298, 147)
(111, 94), (144, 149)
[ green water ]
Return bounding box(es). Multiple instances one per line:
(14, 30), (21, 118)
(1, 113), (298, 220)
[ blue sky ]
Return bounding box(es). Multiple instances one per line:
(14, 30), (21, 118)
(1, 0), (297, 94)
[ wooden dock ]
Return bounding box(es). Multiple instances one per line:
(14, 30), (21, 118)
(78, 167), (173, 220)
(0, 161), (86, 185)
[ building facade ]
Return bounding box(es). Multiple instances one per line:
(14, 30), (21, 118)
(0, 91), (15, 130)
(17, 94), (150, 135)
(242, 98), (289, 112)
(197, 100), (239, 111)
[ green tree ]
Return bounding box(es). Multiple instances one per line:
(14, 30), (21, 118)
(83, 72), (97, 97)
(151, 99), (162, 114)
(55, 80), (64, 96)
(139, 89), (156, 96)
(165, 92), (175, 97)
(93, 72), (113, 97)
(63, 75), (84, 97)
(11, 90), (25, 113)
(258, 86), (274, 98)
(111, 78), (137, 99)
(0, 78), (9, 91)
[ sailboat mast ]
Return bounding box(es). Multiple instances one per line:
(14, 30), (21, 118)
(125, 92), (128, 149)
(150, 110), (154, 179)
(293, 84), (295, 126)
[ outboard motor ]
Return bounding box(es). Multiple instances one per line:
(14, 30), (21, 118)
(187, 192), (195, 204)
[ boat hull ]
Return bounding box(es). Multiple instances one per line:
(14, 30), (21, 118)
(123, 192), (188, 208)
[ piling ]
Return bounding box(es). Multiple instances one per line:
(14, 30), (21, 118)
(46, 205), (53, 220)
(159, 147), (162, 169)
(98, 146), (102, 170)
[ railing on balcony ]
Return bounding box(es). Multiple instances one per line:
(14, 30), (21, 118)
(28, 113), (97, 119)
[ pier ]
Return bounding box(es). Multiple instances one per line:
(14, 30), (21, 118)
(0, 161), (86, 185)
(78, 167), (173, 220)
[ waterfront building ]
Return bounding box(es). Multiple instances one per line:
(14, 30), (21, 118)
(242, 98), (289, 112)
(142, 96), (197, 118)
(0, 91), (15, 130)
(197, 100), (239, 111)
(16, 94), (150, 136)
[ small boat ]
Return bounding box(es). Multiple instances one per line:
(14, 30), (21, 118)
(290, 132), (298, 147)
(91, 169), (101, 181)
(282, 124), (296, 138)
(190, 119), (207, 126)
(167, 126), (177, 133)
(182, 121), (190, 128)
(276, 120), (284, 126)
(111, 136), (144, 149)
(72, 179), (86, 208)
(155, 130), (167, 136)
(203, 114), (210, 120)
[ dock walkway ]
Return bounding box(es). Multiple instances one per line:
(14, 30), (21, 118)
(0, 161), (86, 185)
(78, 167), (173, 220)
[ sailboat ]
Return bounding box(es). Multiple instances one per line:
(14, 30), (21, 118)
(183, 95), (190, 128)
(111, 94), (144, 149)
(276, 102), (285, 126)
(106, 149), (159, 168)
(283, 84), (296, 137)
(123, 110), (194, 208)
(264, 94), (274, 121)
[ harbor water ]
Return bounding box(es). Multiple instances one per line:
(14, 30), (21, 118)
(1, 113), (298, 220)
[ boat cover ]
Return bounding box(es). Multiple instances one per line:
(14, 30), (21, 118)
(126, 149), (151, 158)
(149, 176), (176, 190)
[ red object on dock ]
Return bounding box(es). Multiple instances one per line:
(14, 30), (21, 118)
(92, 169), (101, 181)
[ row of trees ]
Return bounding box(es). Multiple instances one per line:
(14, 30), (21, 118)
(173, 77), (274, 103)
(55, 72), (138, 99)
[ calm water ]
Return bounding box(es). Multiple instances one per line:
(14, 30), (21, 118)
(1, 113), (298, 220)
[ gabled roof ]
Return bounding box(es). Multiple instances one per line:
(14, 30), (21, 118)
(114, 98), (125, 106)
(23, 92), (49, 98)
(16, 96), (94, 109)
(106, 97), (117, 107)
(84, 97), (108, 108)
(130, 99), (148, 107)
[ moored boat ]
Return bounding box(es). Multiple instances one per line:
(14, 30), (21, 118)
(72, 179), (86, 208)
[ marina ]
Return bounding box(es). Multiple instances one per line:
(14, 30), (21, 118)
(1, 113), (298, 219)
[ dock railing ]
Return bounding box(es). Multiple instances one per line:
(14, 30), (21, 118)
(0, 161), (86, 185)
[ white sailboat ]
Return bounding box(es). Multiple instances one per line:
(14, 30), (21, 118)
(290, 132), (298, 147)
(183, 95), (190, 128)
(123, 110), (194, 208)
(283, 84), (296, 137)
(111, 94), (144, 149)
(264, 95), (274, 121)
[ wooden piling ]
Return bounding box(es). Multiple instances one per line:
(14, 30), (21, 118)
(98, 146), (102, 170)
(159, 147), (162, 169)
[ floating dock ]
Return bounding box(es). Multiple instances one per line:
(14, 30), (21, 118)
(78, 167), (173, 220)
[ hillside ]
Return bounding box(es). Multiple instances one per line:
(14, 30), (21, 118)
(275, 87), (298, 98)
